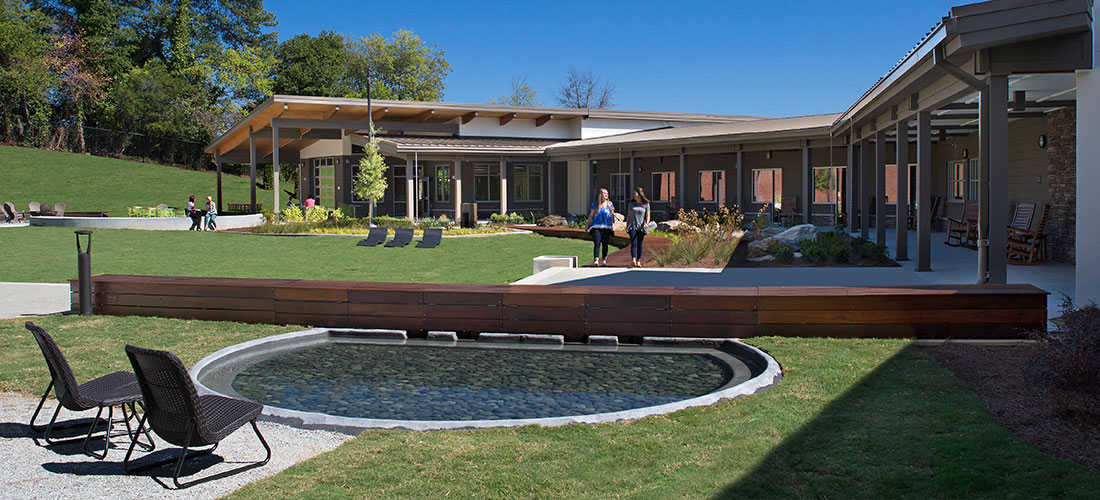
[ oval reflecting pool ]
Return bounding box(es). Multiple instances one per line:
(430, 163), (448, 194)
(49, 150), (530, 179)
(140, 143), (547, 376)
(193, 329), (780, 430)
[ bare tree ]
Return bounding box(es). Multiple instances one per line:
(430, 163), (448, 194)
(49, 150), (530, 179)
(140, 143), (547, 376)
(557, 67), (615, 109)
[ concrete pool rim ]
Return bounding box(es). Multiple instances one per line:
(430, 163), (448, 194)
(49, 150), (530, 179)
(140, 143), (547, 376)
(191, 328), (783, 433)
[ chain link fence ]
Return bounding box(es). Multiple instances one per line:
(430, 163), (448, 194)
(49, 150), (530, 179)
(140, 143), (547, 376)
(80, 126), (210, 170)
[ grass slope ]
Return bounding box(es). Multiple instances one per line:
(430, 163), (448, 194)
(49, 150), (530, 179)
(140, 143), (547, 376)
(0, 145), (271, 215)
(0, 227), (594, 283)
(4, 314), (1097, 498)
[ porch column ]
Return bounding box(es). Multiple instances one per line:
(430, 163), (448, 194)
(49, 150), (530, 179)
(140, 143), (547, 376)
(678, 152), (686, 211)
(846, 138), (857, 233)
(859, 138), (871, 238)
(499, 159), (508, 215)
(735, 150), (743, 209)
(272, 126), (281, 211)
(453, 158), (462, 223)
(1077, 22), (1100, 305)
(248, 127), (257, 212)
(547, 161), (554, 215)
(802, 145), (812, 224)
(916, 111), (932, 271)
(214, 151), (223, 212)
(895, 120), (909, 261)
(874, 129), (887, 244)
(629, 156), (636, 201)
(406, 157), (414, 221)
(984, 75), (1009, 284)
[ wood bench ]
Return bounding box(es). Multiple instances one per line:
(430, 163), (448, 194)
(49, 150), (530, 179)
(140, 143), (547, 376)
(71, 274), (1048, 339)
(225, 203), (262, 213)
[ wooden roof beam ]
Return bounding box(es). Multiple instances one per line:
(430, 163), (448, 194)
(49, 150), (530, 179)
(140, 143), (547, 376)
(499, 113), (517, 126)
(412, 109), (435, 123)
(535, 114), (553, 127)
(461, 111), (478, 124)
(322, 106), (340, 120)
(372, 107), (388, 121)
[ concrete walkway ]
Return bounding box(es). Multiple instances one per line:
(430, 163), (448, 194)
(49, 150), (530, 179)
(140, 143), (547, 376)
(0, 282), (71, 319)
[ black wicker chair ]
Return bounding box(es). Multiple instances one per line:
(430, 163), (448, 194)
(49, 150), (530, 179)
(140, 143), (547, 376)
(123, 345), (270, 489)
(25, 321), (153, 459)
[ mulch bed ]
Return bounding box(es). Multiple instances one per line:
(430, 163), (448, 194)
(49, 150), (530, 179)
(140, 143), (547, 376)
(924, 343), (1100, 472)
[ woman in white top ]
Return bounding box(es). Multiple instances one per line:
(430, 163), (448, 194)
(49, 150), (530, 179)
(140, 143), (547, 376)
(204, 196), (218, 231)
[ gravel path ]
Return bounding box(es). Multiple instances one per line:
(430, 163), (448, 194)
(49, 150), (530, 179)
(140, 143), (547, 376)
(0, 391), (353, 499)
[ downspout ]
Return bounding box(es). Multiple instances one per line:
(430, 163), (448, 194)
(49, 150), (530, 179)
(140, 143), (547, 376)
(933, 46), (990, 283)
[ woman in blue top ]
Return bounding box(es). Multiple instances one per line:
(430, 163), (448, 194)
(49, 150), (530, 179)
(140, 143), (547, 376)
(586, 187), (615, 266)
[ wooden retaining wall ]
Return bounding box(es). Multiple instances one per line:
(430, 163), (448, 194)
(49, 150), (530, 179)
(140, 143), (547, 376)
(71, 275), (1048, 339)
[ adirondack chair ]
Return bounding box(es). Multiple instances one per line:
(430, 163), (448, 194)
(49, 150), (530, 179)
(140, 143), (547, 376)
(777, 196), (799, 225)
(945, 200), (978, 248)
(53, 202), (66, 216)
(3, 202), (25, 222)
(28, 201), (41, 215)
(1007, 202), (1035, 232)
(1007, 204), (1050, 264)
(907, 196), (942, 231)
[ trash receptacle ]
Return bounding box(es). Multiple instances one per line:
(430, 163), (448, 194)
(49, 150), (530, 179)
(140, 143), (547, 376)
(462, 202), (478, 228)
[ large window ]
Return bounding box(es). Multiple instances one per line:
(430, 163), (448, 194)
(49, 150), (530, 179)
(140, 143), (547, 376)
(312, 157), (335, 207)
(948, 159), (979, 201)
(752, 168), (782, 207)
(651, 172), (676, 202)
(474, 164), (500, 201)
(513, 164), (543, 202)
(813, 166), (844, 204)
(435, 165), (451, 202)
(699, 170), (726, 204)
(393, 166), (407, 203)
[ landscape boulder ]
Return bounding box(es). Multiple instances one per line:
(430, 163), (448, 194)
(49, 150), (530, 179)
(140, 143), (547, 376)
(746, 224), (818, 258)
(656, 220), (699, 233)
(536, 215), (567, 227)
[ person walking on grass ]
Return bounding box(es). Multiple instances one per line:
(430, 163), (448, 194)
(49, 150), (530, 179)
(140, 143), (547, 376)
(186, 195), (202, 231)
(586, 187), (615, 267)
(204, 196), (218, 231)
(626, 187), (651, 267)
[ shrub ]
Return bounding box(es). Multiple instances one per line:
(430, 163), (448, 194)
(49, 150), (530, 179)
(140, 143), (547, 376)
(417, 216), (453, 230)
(782, 216), (803, 228)
(770, 242), (795, 262)
(676, 206), (744, 233)
(799, 238), (828, 263)
(712, 236), (740, 266)
(851, 237), (888, 260)
(262, 209), (277, 225)
(751, 205), (771, 239)
(281, 205), (304, 222)
(372, 215), (415, 229)
(489, 212), (525, 225)
(304, 205), (328, 223)
(1030, 297), (1100, 416)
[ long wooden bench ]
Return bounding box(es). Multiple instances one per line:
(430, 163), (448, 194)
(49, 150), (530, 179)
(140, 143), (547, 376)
(70, 275), (1047, 339)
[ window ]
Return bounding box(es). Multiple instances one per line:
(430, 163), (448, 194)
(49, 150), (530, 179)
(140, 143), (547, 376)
(752, 168), (782, 207)
(435, 165), (451, 202)
(948, 159), (979, 201)
(813, 166), (844, 204)
(610, 173), (630, 206)
(651, 172), (676, 202)
(312, 157), (335, 206)
(393, 166), (407, 203)
(513, 164), (543, 202)
(699, 170), (726, 203)
(474, 164), (500, 201)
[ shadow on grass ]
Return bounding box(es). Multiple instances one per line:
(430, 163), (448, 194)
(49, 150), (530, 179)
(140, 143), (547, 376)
(712, 345), (1100, 499)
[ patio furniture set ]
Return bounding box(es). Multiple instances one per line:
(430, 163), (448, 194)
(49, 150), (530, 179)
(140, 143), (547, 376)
(945, 201), (1051, 264)
(23, 321), (270, 489)
(356, 227), (442, 248)
(3, 201), (66, 221)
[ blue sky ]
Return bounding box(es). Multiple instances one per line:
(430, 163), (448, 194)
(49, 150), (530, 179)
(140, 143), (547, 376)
(263, 0), (961, 117)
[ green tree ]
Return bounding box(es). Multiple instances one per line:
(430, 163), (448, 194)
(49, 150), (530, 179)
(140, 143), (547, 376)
(489, 76), (541, 107)
(354, 131), (388, 224)
(346, 30), (450, 101)
(167, 0), (192, 73)
(0, 0), (57, 145)
(272, 31), (348, 97)
(107, 60), (218, 141)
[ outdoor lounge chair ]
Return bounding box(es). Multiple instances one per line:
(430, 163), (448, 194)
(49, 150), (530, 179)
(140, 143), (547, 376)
(24, 321), (152, 459)
(416, 227), (443, 248)
(945, 200), (978, 248)
(53, 202), (66, 216)
(3, 202), (25, 222)
(1007, 202), (1036, 233)
(385, 227), (414, 247)
(1008, 203), (1050, 265)
(356, 226), (388, 246)
(28, 201), (40, 216)
(123, 344), (270, 489)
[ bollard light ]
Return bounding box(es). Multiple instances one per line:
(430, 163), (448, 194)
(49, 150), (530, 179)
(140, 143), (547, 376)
(75, 230), (93, 316)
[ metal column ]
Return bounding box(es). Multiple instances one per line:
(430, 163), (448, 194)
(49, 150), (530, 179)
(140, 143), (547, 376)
(916, 111), (932, 271)
(860, 138), (871, 238)
(875, 129), (887, 244)
(985, 75), (1009, 284)
(248, 128), (257, 212)
(499, 159), (508, 215)
(895, 121), (909, 261)
(802, 145), (812, 224)
(272, 126), (280, 210)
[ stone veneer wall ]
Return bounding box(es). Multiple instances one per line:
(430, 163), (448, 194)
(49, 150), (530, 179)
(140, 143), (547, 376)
(1046, 107), (1076, 264)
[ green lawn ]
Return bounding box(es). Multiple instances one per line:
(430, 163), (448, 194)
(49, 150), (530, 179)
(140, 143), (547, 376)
(0, 145), (271, 216)
(0, 226), (595, 283)
(4, 314), (1098, 498)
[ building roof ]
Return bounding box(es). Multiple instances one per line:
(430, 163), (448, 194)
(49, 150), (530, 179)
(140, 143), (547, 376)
(369, 135), (564, 155)
(545, 114), (842, 154)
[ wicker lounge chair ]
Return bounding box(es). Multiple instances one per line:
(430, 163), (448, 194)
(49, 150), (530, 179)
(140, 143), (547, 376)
(24, 321), (152, 459)
(416, 228), (442, 248)
(945, 200), (978, 247)
(356, 226), (388, 247)
(384, 227), (414, 248)
(123, 345), (270, 489)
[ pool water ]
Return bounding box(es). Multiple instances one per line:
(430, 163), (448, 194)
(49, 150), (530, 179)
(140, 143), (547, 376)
(227, 341), (734, 421)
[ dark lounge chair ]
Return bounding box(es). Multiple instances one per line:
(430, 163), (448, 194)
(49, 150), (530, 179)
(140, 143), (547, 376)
(416, 228), (443, 248)
(385, 227), (414, 247)
(3, 202), (25, 222)
(24, 321), (152, 459)
(123, 345), (270, 489)
(357, 226), (388, 247)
